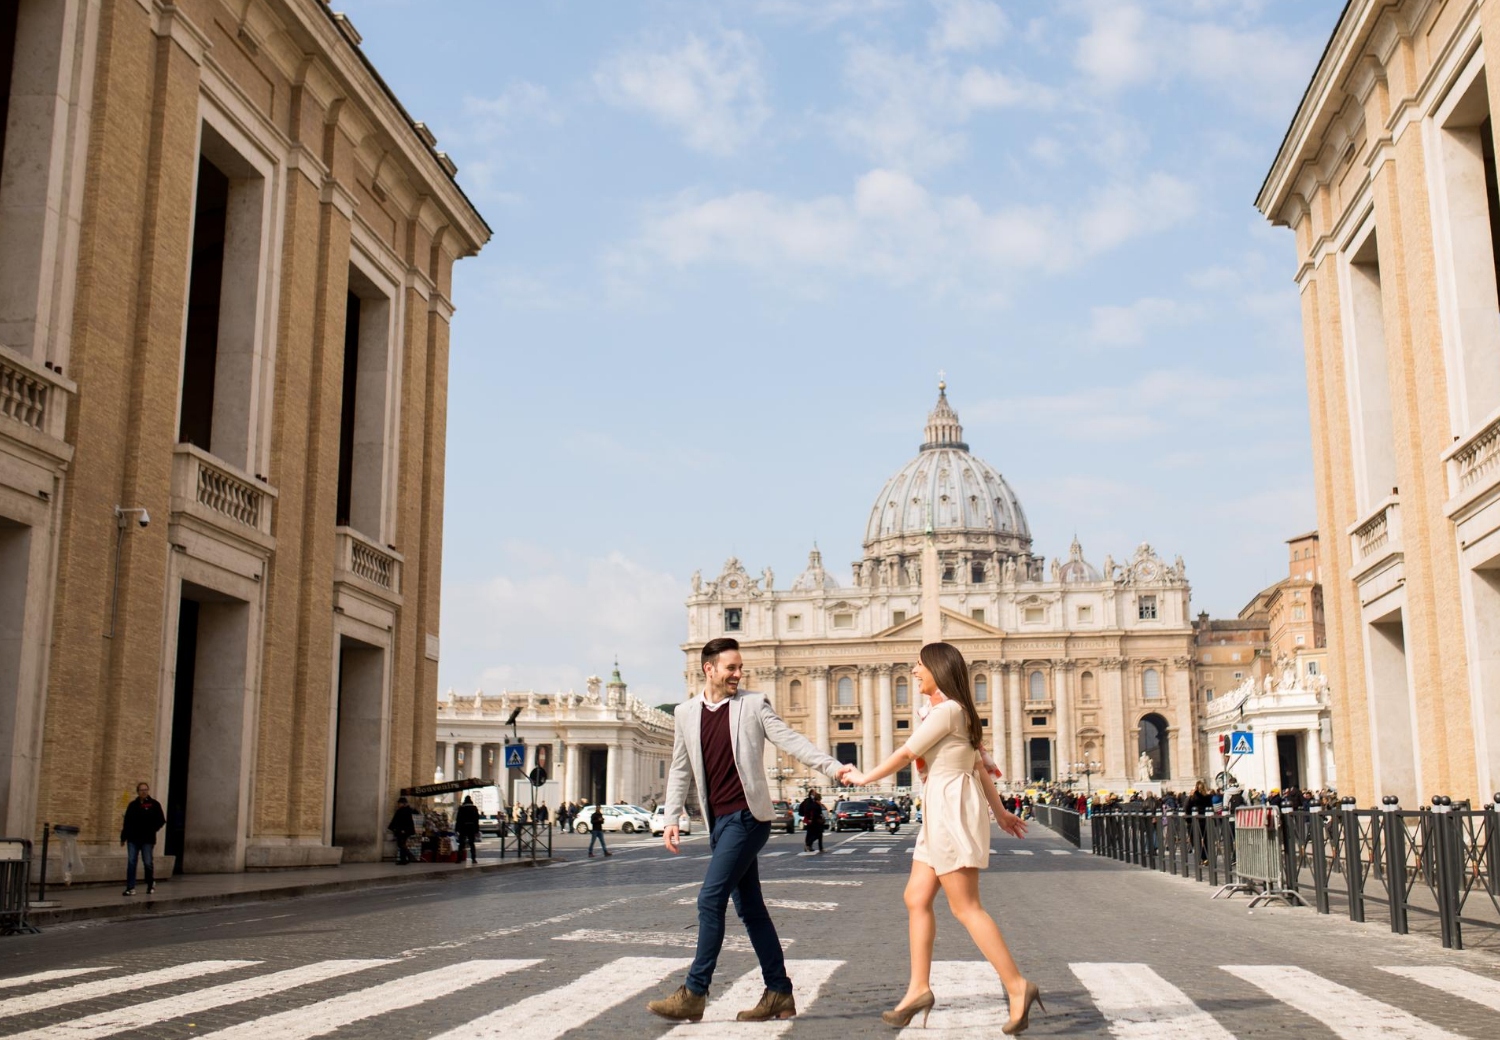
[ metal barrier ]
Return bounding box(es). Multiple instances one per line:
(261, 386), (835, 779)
(502, 822), (552, 861)
(0, 839), (37, 936)
(1032, 804), (1081, 847)
(1092, 796), (1500, 950)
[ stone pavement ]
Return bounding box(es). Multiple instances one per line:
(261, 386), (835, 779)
(3, 822), (1499, 1037)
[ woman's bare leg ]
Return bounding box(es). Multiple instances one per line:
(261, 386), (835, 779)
(900, 862), (941, 1007)
(937, 867), (1029, 1010)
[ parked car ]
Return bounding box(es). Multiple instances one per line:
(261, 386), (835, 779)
(771, 800), (796, 834)
(477, 812), (503, 836)
(833, 799), (877, 831)
(572, 805), (651, 834)
(650, 807), (693, 835)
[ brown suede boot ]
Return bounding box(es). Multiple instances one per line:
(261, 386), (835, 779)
(736, 988), (796, 1021)
(647, 985), (707, 1022)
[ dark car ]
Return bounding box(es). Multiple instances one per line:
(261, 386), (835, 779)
(771, 800), (796, 834)
(833, 799), (877, 832)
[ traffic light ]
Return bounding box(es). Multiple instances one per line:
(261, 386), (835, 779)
(1216, 734), (1230, 755)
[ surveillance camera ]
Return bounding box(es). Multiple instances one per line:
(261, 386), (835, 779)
(137, 509), (150, 529)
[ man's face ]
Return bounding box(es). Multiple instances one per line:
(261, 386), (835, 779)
(704, 650), (743, 694)
(137, 785), (150, 800)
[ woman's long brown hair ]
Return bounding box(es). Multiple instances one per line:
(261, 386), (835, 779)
(919, 642), (984, 749)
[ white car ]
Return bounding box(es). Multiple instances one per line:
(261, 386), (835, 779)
(573, 805), (652, 834)
(651, 806), (693, 835)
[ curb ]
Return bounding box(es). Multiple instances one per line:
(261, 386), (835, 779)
(27, 857), (559, 927)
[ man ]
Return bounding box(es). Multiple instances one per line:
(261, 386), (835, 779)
(797, 789), (825, 854)
(120, 782), (165, 896)
(455, 796), (481, 864)
(588, 805), (610, 857)
(388, 796), (416, 864)
(648, 637), (853, 1024)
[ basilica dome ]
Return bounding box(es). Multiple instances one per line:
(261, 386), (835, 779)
(863, 384), (1031, 559)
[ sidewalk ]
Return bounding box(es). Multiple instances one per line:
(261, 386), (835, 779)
(26, 851), (555, 927)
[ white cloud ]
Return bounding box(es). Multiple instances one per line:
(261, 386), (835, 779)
(440, 547), (687, 704)
(595, 30), (770, 155)
(462, 82), (563, 139)
(833, 44), (1052, 171)
(928, 0), (1008, 53)
(606, 168), (1196, 303)
(1087, 297), (1198, 347)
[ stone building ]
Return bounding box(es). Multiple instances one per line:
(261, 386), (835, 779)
(436, 666), (674, 809)
(683, 385), (1202, 795)
(1256, 0), (1500, 805)
(0, 0), (487, 877)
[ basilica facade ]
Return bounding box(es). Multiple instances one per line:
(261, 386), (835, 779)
(683, 386), (1202, 794)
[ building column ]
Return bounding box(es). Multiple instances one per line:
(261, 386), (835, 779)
(1054, 664), (1072, 778)
(1169, 656), (1196, 782)
(1102, 659), (1128, 785)
(859, 666), (877, 770)
(564, 743), (580, 802)
(1263, 731), (1282, 793)
(605, 743), (620, 804)
(813, 668), (830, 753)
(1007, 665), (1024, 785)
(443, 742), (456, 783)
(1306, 727), (1325, 790)
(877, 665), (894, 779)
(619, 743), (637, 805)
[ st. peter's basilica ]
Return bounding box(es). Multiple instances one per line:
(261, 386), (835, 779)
(684, 384), (1201, 794)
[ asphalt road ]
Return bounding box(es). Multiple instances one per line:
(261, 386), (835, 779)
(3, 823), (1500, 1037)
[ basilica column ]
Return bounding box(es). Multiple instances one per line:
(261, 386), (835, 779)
(763, 669), (783, 773)
(619, 743), (637, 805)
(988, 665), (1005, 774)
(605, 743), (620, 804)
(877, 665), (894, 777)
(859, 667), (877, 770)
(442, 743), (456, 783)
(1169, 656), (1195, 783)
(1054, 664), (1072, 780)
(564, 743), (580, 802)
(1101, 659), (1127, 785)
(1007, 665), (1024, 783)
(813, 668), (830, 753)
(1305, 727), (1324, 790)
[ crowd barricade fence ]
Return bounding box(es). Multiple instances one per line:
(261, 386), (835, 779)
(0, 839), (36, 936)
(1031, 804), (1081, 847)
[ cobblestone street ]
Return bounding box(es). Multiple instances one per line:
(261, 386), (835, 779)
(5, 824), (1499, 1037)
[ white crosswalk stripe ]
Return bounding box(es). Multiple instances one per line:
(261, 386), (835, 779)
(1222, 965), (1464, 1039)
(430, 955), (688, 1040)
(762, 878), (863, 886)
(899, 960), (1005, 1036)
(0, 969), (111, 991)
(1072, 963), (1235, 1039)
(832, 848), (856, 855)
(8, 960), (387, 1040)
(0, 962), (256, 1020)
(675, 897), (836, 911)
(553, 928), (755, 951)
(868, 847), (894, 854)
(662, 960), (842, 1037)
(197, 960), (537, 1040)
(1379, 966), (1500, 1014)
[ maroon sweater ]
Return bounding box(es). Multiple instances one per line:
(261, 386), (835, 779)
(701, 702), (748, 821)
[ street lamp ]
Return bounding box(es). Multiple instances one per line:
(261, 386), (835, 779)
(1070, 759), (1104, 801)
(769, 766), (795, 801)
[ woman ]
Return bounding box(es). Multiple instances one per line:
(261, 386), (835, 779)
(845, 642), (1043, 1034)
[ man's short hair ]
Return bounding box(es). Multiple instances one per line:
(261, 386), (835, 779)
(701, 637), (740, 668)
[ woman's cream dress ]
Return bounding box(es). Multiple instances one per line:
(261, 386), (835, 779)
(908, 699), (989, 875)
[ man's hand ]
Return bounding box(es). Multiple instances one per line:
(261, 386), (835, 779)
(844, 770), (869, 787)
(836, 763), (856, 785)
(663, 824), (681, 854)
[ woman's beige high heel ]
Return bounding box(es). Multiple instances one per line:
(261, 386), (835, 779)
(881, 991), (935, 1028)
(1001, 982), (1044, 1035)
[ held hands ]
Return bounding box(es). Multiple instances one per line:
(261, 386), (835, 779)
(836, 763), (858, 786)
(843, 770), (871, 787)
(662, 824), (681, 855)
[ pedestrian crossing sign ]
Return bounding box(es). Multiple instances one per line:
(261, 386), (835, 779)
(504, 744), (525, 769)
(1230, 732), (1254, 755)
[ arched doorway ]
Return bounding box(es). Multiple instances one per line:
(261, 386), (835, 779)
(1139, 713), (1170, 781)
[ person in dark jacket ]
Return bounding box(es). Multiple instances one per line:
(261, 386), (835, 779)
(588, 805), (611, 857)
(389, 796), (416, 864)
(120, 782), (166, 896)
(455, 796), (481, 864)
(797, 790), (825, 853)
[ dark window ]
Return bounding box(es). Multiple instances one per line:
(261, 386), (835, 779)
(896, 719), (909, 730)
(1483, 117), (1500, 305)
(1031, 716), (1047, 726)
(896, 768), (912, 787)
(1138, 595), (1158, 621)
(981, 718), (989, 727)
(1028, 737), (1052, 782)
(335, 292), (361, 526)
(835, 742), (859, 766)
(837, 721), (854, 731)
(723, 608), (742, 632)
(0, 1), (18, 172)
(1139, 712), (1170, 780)
(971, 563), (985, 583)
(179, 158), (230, 450)
(942, 565), (955, 583)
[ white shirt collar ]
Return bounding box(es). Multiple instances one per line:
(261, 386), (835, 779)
(700, 692), (731, 713)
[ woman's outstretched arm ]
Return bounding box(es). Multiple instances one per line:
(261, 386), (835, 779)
(976, 764), (1027, 839)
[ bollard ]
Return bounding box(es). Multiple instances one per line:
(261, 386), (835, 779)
(1431, 795), (1461, 950)
(1487, 796), (1500, 901)
(1380, 796), (1407, 934)
(1308, 805), (1330, 914)
(35, 824), (49, 906)
(1343, 798), (1366, 923)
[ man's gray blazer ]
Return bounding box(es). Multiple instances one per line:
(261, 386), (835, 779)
(665, 691), (844, 825)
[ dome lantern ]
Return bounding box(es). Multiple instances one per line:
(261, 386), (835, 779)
(921, 381), (969, 452)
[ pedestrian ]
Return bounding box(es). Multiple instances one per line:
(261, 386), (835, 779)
(388, 796), (416, 865)
(537, 802), (550, 825)
(120, 782), (165, 896)
(647, 636), (855, 1023)
(798, 789), (825, 853)
(844, 642), (1040, 1034)
(455, 795), (481, 864)
(588, 805), (610, 858)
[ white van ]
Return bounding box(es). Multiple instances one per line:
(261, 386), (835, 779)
(651, 806), (693, 835)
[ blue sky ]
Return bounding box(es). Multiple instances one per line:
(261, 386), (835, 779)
(341, 0), (1344, 704)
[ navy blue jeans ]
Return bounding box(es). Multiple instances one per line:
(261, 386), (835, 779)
(125, 842), (154, 889)
(686, 809), (789, 996)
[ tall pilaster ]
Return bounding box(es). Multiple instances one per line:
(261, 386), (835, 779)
(877, 664), (894, 777)
(442, 743), (456, 783)
(604, 743), (619, 804)
(813, 668), (830, 753)
(1170, 656), (1195, 782)
(1102, 658), (1127, 784)
(564, 743), (580, 802)
(1007, 664), (1024, 783)
(1305, 727), (1324, 790)
(1055, 664), (1073, 779)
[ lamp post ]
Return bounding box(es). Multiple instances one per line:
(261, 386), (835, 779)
(1070, 759), (1104, 802)
(769, 766), (795, 801)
